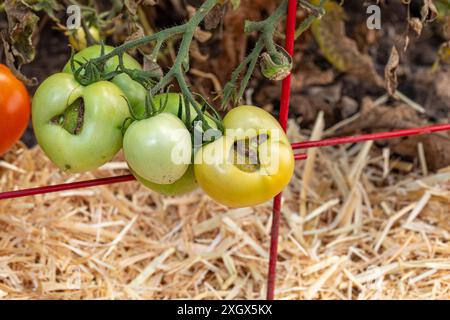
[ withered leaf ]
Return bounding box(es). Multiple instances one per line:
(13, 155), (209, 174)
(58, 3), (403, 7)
(143, 55), (164, 79)
(4, 0), (40, 66)
(124, 0), (139, 15)
(311, 1), (384, 87)
(0, 32), (37, 85)
(337, 98), (423, 136)
(385, 46), (400, 96)
(409, 17), (423, 36)
(421, 0), (439, 22)
(143, 0), (158, 5)
(21, 0), (64, 22)
(124, 0), (157, 15)
(125, 26), (145, 43)
(190, 40), (209, 62)
(204, 4), (226, 30)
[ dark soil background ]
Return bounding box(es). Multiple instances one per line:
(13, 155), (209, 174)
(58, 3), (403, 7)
(1, 0), (450, 169)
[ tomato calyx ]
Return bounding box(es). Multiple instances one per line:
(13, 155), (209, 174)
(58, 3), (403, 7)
(123, 91), (225, 152)
(66, 42), (224, 146)
(118, 54), (162, 90)
(260, 45), (293, 81)
(121, 89), (171, 135)
(69, 43), (162, 89)
(126, 90), (169, 121)
(190, 93), (224, 134)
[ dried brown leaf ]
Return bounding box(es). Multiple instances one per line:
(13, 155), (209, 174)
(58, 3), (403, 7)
(421, 0), (439, 22)
(204, 4), (226, 30)
(0, 32), (37, 85)
(385, 46), (400, 96)
(4, 0), (39, 68)
(409, 17), (423, 36)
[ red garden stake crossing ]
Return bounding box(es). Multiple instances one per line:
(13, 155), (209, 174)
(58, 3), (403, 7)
(2, 0), (450, 300)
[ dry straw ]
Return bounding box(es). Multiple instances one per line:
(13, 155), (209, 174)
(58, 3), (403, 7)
(0, 117), (449, 299)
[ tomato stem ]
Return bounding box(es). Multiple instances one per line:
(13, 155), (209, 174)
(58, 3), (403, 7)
(221, 0), (326, 108)
(77, 0), (218, 86)
(70, 1), (324, 140)
(73, 0), (221, 135)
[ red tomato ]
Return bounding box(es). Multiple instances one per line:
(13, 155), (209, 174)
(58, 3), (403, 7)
(0, 64), (30, 155)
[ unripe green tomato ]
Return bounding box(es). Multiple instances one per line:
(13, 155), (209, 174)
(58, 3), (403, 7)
(133, 165), (198, 196)
(152, 93), (218, 129)
(123, 113), (192, 185)
(32, 73), (130, 173)
(63, 45), (148, 118)
(129, 93), (216, 196)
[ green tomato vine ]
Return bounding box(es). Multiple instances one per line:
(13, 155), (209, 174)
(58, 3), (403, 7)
(69, 0), (326, 137)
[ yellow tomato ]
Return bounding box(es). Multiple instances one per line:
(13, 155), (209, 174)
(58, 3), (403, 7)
(194, 106), (294, 208)
(68, 26), (101, 51)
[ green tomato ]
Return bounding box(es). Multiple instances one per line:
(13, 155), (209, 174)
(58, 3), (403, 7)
(32, 73), (130, 173)
(128, 93), (214, 196)
(123, 113), (192, 185)
(152, 93), (194, 121)
(133, 165), (198, 196)
(152, 93), (218, 127)
(63, 45), (148, 117)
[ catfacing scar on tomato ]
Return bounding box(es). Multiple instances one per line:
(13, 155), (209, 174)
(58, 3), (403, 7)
(32, 73), (130, 173)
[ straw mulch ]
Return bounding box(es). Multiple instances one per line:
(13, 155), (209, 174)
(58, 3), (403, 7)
(1, 115), (450, 300)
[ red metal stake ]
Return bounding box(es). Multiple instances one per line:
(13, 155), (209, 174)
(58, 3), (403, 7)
(292, 123), (450, 150)
(266, 0), (298, 301)
(4, 122), (450, 202)
(0, 155), (307, 200)
(294, 153), (307, 161)
(0, 175), (135, 200)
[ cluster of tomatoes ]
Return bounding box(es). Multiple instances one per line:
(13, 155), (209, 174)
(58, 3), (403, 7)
(29, 45), (296, 208)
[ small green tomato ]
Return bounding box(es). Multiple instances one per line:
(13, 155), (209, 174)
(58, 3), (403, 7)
(123, 113), (192, 185)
